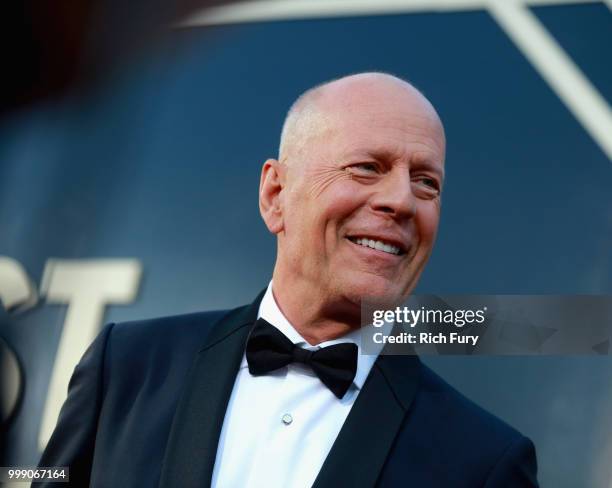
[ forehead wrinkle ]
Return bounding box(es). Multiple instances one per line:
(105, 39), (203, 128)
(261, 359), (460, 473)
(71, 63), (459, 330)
(410, 153), (445, 179)
(352, 111), (446, 154)
(332, 127), (444, 164)
(323, 105), (444, 164)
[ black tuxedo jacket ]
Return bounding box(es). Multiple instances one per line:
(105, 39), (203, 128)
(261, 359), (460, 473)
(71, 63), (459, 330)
(36, 290), (538, 487)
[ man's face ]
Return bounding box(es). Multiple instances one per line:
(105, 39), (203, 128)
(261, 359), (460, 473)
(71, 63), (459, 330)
(275, 82), (446, 310)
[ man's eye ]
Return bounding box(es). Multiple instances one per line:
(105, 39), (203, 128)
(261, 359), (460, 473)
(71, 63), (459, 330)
(353, 163), (378, 172)
(412, 176), (441, 197)
(416, 176), (439, 189)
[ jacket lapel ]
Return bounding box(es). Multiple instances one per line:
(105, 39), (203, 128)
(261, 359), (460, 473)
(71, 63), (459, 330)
(313, 354), (421, 488)
(159, 289), (265, 488)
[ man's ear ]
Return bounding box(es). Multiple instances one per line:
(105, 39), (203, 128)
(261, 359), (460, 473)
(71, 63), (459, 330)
(259, 158), (285, 234)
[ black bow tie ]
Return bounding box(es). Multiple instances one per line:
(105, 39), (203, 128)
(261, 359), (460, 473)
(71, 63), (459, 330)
(245, 318), (358, 399)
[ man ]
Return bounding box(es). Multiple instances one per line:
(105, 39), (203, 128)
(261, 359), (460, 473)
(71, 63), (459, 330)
(37, 72), (538, 487)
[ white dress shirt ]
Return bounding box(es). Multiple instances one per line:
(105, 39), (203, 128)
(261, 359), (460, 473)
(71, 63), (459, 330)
(211, 282), (381, 488)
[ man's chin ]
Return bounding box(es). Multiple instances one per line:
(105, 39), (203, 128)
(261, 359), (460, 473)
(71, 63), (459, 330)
(341, 279), (405, 309)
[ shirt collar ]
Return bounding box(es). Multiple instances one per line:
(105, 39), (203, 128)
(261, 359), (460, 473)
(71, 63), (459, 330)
(240, 281), (383, 390)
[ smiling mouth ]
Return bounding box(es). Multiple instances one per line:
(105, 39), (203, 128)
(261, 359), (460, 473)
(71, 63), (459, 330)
(346, 236), (405, 256)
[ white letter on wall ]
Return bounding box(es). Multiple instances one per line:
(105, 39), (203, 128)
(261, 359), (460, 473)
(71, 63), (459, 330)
(38, 259), (142, 449)
(0, 257), (38, 312)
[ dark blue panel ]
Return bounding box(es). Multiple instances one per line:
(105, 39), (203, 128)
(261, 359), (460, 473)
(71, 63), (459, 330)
(534, 2), (612, 105)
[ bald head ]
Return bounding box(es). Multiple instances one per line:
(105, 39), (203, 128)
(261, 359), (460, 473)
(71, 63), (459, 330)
(278, 72), (445, 164)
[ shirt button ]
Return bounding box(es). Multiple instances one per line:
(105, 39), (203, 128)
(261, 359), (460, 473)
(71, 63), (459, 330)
(281, 413), (293, 425)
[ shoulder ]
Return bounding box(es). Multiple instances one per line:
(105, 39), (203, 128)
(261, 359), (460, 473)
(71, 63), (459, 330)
(396, 363), (537, 486)
(416, 361), (522, 443)
(383, 359), (538, 486)
(108, 309), (232, 347)
(100, 306), (247, 387)
(413, 361), (529, 452)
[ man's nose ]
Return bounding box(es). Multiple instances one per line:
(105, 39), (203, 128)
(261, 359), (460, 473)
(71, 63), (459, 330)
(370, 171), (417, 220)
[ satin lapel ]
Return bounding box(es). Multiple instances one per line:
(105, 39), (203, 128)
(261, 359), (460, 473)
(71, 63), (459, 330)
(313, 354), (421, 488)
(159, 289), (265, 488)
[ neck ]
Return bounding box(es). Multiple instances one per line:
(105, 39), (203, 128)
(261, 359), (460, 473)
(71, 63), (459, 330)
(270, 270), (361, 346)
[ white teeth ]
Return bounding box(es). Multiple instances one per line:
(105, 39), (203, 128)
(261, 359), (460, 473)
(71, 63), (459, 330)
(353, 237), (401, 255)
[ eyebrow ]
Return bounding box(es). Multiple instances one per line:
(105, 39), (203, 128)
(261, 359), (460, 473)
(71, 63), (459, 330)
(353, 148), (445, 180)
(410, 157), (445, 180)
